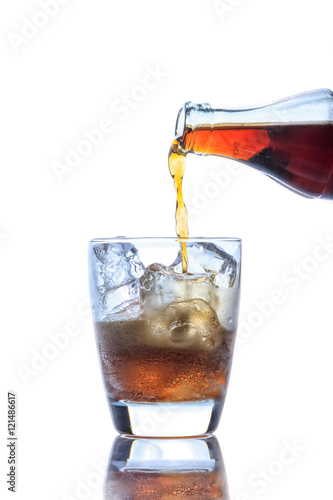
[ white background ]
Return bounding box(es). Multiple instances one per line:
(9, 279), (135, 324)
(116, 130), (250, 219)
(1, 0), (332, 499)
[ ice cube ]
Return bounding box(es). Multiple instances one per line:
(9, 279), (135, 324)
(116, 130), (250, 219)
(171, 242), (238, 288)
(93, 241), (145, 289)
(90, 240), (145, 320)
(149, 299), (226, 351)
(103, 280), (141, 314)
(140, 263), (217, 318)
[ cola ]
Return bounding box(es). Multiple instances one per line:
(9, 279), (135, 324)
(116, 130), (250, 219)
(176, 122), (333, 199)
(95, 315), (235, 404)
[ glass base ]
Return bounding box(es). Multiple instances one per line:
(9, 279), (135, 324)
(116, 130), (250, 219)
(109, 398), (223, 437)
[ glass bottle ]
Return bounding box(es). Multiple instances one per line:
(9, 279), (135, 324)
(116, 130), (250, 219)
(173, 89), (333, 199)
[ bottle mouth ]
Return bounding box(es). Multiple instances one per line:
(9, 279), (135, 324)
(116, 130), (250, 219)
(174, 102), (214, 155)
(175, 102), (214, 138)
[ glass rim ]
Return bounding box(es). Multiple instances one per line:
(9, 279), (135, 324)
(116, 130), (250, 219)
(89, 236), (242, 244)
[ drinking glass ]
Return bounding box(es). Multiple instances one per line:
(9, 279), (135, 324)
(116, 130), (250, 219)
(88, 237), (241, 437)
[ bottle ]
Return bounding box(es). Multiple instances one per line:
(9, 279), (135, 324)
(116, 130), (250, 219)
(173, 89), (333, 199)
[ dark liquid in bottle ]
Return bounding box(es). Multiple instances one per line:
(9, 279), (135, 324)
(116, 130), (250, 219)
(180, 123), (333, 199)
(169, 123), (333, 272)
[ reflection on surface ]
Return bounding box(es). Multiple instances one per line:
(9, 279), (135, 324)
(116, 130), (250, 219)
(104, 434), (229, 499)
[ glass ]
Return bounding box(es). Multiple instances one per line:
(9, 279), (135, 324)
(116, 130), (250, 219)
(104, 435), (229, 499)
(173, 89), (333, 199)
(88, 237), (241, 437)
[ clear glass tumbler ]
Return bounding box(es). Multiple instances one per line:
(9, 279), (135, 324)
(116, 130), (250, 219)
(88, 237), (241, 437)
